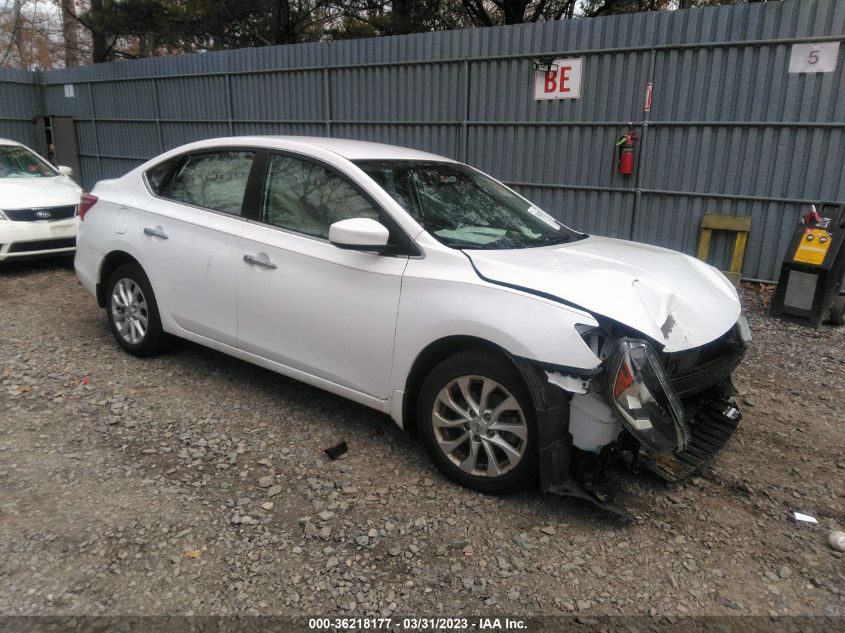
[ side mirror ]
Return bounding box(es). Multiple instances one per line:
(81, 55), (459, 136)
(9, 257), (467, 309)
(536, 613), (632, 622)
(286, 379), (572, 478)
(58, 165), (73, 177)
(329, 218), (390, 251)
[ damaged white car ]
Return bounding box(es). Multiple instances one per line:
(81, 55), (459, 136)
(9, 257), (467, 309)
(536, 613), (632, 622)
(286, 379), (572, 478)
(74, 137), (750, 511)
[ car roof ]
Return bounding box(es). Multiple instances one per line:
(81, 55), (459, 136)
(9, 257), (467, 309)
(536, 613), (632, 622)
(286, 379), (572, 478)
(188, 136), (456, 163)
(0, 138), (22, 146)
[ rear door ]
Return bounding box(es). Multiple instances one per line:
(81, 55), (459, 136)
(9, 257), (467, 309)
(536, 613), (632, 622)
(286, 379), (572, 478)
(236, 151), (410, 399)
(139, 149), (255, 347)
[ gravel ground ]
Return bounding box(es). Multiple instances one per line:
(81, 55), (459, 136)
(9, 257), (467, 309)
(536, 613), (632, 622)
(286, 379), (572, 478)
(1, 258), (843, 618)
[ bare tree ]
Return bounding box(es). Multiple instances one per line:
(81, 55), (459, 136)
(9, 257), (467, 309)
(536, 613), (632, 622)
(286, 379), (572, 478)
(60, 0), (79, 65)
(5, 0), (29, 68)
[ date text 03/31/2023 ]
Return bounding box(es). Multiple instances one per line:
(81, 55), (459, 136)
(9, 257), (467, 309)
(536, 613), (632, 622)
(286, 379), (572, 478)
(308, 617), (528, 630)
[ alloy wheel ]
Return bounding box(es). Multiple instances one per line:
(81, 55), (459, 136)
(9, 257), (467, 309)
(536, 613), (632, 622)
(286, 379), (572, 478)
(431, 375), (528, 477)
(111, 278), (149, 345)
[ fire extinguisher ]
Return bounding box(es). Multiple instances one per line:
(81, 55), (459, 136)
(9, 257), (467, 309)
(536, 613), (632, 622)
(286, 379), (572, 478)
(616, 128), (637, 175)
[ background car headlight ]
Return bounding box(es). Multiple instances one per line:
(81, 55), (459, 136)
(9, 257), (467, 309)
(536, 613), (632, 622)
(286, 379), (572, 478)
(608, 339), (689, 454)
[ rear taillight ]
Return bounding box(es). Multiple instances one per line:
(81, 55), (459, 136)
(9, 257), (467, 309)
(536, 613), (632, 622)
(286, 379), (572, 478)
(78, 194), (98, 221)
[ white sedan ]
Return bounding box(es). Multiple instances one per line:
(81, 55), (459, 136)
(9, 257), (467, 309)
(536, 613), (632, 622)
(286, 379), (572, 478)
(0, 138), (82, 262)
(74, 136), (749, 505)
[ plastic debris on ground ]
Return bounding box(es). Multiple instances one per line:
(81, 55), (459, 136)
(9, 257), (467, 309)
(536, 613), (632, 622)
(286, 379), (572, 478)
(793, 511), (818, 524)
(324, 441), (348, 460)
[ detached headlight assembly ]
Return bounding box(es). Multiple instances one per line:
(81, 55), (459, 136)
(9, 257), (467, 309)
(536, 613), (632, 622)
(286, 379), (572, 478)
(608, 339), (689, 454)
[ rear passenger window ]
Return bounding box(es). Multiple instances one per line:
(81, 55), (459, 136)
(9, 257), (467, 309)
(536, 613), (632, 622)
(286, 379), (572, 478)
(144, 156), (180, 195)
(168, 151), (255, 216)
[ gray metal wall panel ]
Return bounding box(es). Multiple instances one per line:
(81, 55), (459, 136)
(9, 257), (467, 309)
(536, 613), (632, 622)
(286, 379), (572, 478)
(0, 82), (39, 118)
(91, 80), (158, 119)
(42, 83), (93, 118)
(0, 69), (40, 148)
(230, 71), (326, 121)
(641, 125), (842, 201)
(0, 120), (39, 149)
(99, 157), (145, 181)
(156, 76), (229, 120)
(332, 124), (462, 159)
(232, 122), (327, 137)
(6, 0), (842, 281)
(96, 121), (160, 158)
(467, 125), (629, 189)
(75, 121), (98, 155)
(159, 122), (230, 149)
(331, 62), (465, 121)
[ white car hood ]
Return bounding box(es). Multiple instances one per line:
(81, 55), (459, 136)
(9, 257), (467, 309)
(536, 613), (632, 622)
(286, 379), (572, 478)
(0, 176), (82, 210)
(465, 235), (741, 352)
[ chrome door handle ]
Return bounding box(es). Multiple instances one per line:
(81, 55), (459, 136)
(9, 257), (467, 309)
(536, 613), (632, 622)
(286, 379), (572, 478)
(243, 253), (277, 270)
(143, 226), (169, 239)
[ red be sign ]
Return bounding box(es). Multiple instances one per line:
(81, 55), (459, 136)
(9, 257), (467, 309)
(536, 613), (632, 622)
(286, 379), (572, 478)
(534, 58), (583, 100)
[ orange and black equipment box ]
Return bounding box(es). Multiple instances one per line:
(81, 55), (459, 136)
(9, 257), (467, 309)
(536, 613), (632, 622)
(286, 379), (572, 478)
(770, 203), (845, 328)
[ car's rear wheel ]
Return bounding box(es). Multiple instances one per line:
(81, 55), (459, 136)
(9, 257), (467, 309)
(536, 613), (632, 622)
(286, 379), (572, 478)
(417, 349), (538, 494)
(106, 263), (169, 356)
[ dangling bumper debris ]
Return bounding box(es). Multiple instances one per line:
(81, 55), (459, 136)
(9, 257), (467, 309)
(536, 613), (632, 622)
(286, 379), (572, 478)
(642, 396), (742, 482)
(529, 317), (750, 518)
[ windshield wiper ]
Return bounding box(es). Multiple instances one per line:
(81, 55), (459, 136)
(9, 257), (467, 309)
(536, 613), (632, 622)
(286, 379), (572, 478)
(445, 242), (505, 250)
(534, 234), (573, 247)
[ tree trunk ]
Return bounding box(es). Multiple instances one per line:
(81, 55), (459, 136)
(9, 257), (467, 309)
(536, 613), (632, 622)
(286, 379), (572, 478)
(391, 0), (414, 34)
(12, 0), (28, 69)
(90, 0), (109, 63)
(138, 34), (150, 57)
(270, 0), (293, 44)
(61, 0), (80, 66)
(502, 1), (529, 25)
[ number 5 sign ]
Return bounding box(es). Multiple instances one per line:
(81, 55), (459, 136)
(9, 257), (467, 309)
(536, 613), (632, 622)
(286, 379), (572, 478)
(788, 42), (839, 73)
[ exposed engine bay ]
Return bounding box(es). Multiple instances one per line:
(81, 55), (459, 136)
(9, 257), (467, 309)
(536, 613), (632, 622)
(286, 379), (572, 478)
(533, 316), (751, 517)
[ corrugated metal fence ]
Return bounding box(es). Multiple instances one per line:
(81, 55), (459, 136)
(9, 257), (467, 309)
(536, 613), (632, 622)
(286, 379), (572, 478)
(1, 0), (843, 281)
(0, 67), (42, 151)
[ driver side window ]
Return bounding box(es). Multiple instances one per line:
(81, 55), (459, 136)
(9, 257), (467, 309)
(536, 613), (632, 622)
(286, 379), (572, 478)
(261, 154), (379, 239)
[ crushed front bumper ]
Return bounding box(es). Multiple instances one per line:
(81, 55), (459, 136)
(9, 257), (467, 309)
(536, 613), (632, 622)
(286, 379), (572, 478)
(526, 318), (749, 519)
(640, 319), (749, 480)
(642, 395), (742, 482)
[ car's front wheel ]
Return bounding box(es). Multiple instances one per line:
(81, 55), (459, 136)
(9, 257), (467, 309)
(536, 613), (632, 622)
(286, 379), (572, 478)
(106, 263), (170, 356)
(417, 349), (538, 494)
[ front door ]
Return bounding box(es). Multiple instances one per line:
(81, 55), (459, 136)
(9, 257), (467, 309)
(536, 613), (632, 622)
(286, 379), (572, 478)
(237, 152), (408, 399)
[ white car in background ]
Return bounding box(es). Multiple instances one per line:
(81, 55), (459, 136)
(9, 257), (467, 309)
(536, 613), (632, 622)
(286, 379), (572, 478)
(0, 139), (81, 262)
(74, 136), (750, 512)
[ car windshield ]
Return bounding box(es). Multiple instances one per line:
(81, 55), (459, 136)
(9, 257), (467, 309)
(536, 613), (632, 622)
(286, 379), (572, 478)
(355, 160), (583, 250)
(0, 145), (57, 178)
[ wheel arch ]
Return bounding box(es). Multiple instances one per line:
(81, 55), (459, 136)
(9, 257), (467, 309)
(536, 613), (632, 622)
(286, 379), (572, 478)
(401, 335), (519, 433)
(96, 250), (143, 308)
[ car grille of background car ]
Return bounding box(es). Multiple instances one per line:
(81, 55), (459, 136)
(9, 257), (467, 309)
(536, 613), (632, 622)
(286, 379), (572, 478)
(3, 205), (77, 222)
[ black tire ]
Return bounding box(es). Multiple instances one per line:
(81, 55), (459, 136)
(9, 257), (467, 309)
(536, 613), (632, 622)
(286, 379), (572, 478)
(105, 263), (170, 356)
(417, 348), (538, 494)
